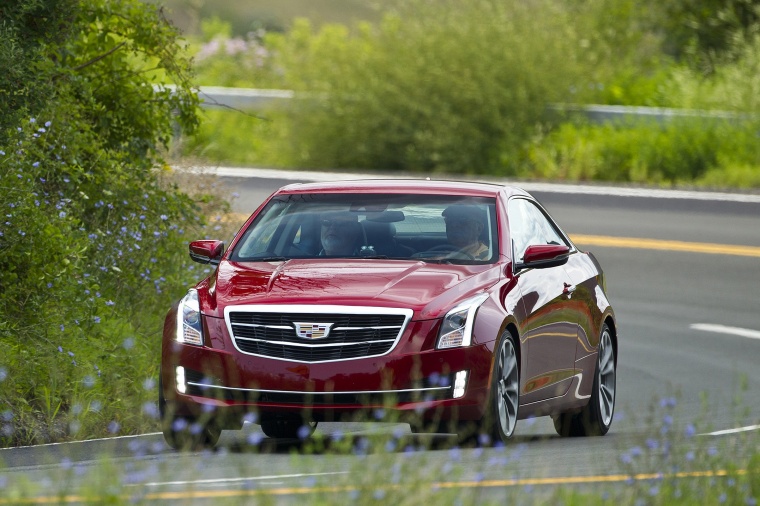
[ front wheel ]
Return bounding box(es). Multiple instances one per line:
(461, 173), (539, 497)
(162, 416), (222, 451)
(475, 330), (520, 445)
(159, 375), (222, 450)
(554, 323), (616, 437)
(260, 413), (318, 439)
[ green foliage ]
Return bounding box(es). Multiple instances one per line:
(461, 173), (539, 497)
(186, 0), (674, 174)
(654, 0), (760, 69)
(657, 34), (760, 112)
(192, 30), (287, 88)
(524, 119), (760, 187)
(0, 0), (78, 141)
(270, 1), (597, 173)
(0, 0), (226, 446)
(152, 0), (380, 37)
(183, 109), (292, 167)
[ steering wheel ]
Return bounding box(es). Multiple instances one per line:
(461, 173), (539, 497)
(425, 244), (475, 260)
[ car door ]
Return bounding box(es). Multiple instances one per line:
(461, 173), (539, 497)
(508, 198), (578, 404)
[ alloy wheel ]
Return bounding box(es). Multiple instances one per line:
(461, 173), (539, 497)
(597, 328), (616, 427)
(496, 338), (519, 438)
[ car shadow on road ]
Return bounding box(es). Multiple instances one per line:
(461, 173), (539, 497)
(215, 422), (562, 455)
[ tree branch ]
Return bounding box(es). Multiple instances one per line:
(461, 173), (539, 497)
(72, 41), (127, 72)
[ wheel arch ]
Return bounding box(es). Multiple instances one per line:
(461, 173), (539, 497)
(603, 314), (618, 365)
(503, 321), (521, 372)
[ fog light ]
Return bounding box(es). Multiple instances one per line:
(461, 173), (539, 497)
(176, 366), (187, 394)
(453, 370), (468, 399)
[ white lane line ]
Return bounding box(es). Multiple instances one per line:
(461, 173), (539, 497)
(182, 166), (760, 204)
(691, 323), (760, 340)
(140, 471), (349, 488)
(701, 424), (760, 437)
(0, 432), (163, 451)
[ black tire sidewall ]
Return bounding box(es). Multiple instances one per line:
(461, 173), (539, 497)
(487, 331), (519, 443)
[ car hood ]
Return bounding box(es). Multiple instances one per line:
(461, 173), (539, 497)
(200, 259), (501, 320)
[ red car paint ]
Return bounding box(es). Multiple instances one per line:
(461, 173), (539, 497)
(160, 180), (617, 441)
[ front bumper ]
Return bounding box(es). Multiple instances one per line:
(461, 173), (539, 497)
(161, 313), (495, 423)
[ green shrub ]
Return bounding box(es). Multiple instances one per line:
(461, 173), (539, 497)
(266, 1), (605, 174)
(525, 119), (760, 186)
(183, 109), (292, 167)
(0, 0), (229, 446)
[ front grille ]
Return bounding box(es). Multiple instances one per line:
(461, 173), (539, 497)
(182, 367), (454, 405)
(225, 306), (411, 363)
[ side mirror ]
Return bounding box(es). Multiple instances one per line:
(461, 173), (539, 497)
(189, 240), (224, 266)
(516, 244), (570, 270)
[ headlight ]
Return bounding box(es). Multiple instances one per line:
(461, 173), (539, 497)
(436, 293), (489, 349)
(176, 289), (204, 346)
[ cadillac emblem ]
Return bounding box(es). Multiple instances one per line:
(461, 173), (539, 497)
(293, 322), (334, 339)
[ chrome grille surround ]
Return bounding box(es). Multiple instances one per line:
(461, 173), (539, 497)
(224, 304), (414, 364)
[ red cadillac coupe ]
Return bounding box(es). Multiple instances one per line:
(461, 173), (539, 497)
(160, 180), (617, 449)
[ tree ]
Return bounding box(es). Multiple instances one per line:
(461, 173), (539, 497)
(655, 0), (760, 70)
(0, 0), (210, 445)
(0, 0), (77, 141)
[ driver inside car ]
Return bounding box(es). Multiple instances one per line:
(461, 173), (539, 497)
(441, 204), (490, 260)
(319, 211), (362, 256)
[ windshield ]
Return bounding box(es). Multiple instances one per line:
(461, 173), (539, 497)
(229, 193), (498, 264)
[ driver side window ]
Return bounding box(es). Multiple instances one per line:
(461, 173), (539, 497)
(508, 198), (568, 262)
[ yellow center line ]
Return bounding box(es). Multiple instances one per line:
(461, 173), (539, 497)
(2, 468), (749, 504)
(570, 234), (760, 258)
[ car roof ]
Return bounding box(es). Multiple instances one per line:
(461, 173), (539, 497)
(275, 179), (531, 199)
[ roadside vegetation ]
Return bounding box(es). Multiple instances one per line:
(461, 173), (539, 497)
(182, 0), (760, 189)
(2, 392), (759, 504)
(0, 0), (234, 445)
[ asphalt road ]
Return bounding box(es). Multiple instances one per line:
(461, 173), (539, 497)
(2, 170), (759, 503)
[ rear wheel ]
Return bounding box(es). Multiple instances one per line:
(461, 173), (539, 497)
(553, 323), (616, 437)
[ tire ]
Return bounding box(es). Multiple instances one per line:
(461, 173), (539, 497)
(162, 417), (222, 451)
(477, 330), (520, 445)
(159, 375), (222, 451)
(260, 414), (318, 439)
(409, 417), (459, 435)
(553, 323), (616, 437)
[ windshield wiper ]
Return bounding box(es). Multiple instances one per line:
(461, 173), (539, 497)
(421, 258), (453, 264)
(253, 256), (289, 262)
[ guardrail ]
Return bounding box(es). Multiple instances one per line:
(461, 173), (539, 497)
(162, 85), (744, 123)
